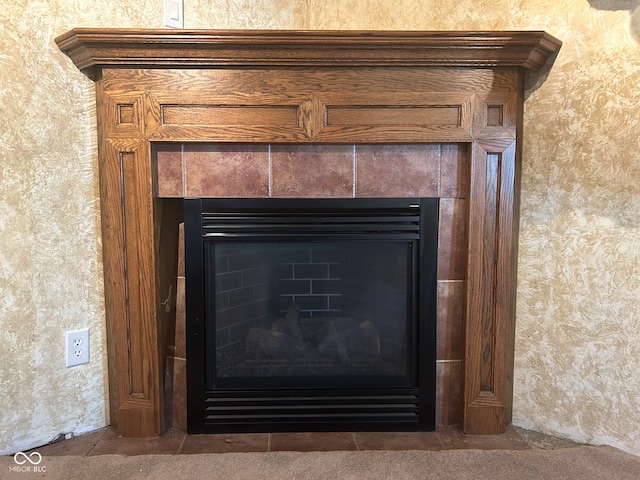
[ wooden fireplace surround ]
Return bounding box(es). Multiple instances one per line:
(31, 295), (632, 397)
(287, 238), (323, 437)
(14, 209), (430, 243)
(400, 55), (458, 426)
(56, 29), (561, 437)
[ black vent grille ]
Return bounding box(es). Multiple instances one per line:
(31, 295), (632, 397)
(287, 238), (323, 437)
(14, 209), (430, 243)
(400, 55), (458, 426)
(202, 389), (420, 432)
(202, 208), (421, 239)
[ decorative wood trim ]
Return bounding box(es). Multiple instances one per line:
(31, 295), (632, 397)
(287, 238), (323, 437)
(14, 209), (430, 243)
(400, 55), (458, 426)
(56, 29), (561, 78)
(472, 93), (518, 140)
(97, 77), (162, 435)
(57, 29), (561, 437)
(464, 139), (518, 434)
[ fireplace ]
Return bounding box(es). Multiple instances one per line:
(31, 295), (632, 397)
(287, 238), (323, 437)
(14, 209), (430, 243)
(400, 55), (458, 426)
(184, 198), (438, 432)
(55, 29), (561, 437)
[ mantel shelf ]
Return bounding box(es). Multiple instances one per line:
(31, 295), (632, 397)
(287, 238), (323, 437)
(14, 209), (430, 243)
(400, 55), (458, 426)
(56, 29), (561, 78)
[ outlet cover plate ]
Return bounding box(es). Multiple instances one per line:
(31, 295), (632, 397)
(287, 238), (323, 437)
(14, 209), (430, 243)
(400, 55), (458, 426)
(164, 0), (184, 28)
(65, 328), (90, 367)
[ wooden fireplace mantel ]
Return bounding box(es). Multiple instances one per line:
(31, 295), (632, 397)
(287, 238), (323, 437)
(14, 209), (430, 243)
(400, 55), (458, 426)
(56, 29), (560, 75)
(56, 29), (561, 437)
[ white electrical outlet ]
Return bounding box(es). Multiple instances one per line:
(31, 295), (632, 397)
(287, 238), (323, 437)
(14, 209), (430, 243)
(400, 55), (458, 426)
(65, 328), (90, 367)
(164, 0), (184, 28)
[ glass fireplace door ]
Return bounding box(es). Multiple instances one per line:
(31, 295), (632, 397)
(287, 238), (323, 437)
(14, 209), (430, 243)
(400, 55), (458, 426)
(206, 240), (416, 390)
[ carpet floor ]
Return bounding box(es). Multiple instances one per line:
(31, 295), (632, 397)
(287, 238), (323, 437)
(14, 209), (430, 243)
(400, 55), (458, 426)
(3, 445), (640, 480)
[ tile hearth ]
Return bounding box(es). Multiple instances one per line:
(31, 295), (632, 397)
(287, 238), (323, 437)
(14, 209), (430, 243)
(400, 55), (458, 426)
(27, 426), (543, 457)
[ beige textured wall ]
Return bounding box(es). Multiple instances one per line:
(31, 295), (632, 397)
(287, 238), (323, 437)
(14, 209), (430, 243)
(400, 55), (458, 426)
(1, 0), (638, 455)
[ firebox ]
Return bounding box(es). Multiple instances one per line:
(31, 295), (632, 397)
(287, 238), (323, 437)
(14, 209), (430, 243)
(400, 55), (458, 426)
(184, 198), (438, 433)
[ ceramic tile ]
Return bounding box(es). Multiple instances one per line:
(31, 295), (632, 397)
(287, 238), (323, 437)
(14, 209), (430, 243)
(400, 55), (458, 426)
(174, 277), (186, 359)
(437, 281), (465, 360)
(513, 426), (583, 450)
(271, 144), (354, 197)
(270, 432), (357, 451)
(437, 198), (467, 281)
(440, 143), (469, 198)
(168, 357), (187, 431)
(25, 424), (534, 457)
(155, 144), (184, 197)
(353, 431), (443, 451)
(177, 222), (185, 278)
(180, 433), (269, 454)
(184, 144), (269, 197)
(436, 425), (531, 450)
(436, 360), (463, 427)
(25, 428), (109, 457)
(87, 427), (185, 456)
(163, 356), (175, 430)
(356, 144), (440, 197)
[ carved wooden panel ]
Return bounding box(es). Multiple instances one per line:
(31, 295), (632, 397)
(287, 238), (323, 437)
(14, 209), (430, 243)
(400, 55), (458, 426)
(464, 139), (518, 434)
(97, 80), (162, 435)
(103, 68), (491, 144)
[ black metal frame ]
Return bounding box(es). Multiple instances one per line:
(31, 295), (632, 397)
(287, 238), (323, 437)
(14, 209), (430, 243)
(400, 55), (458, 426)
(184, 198), (438, 433)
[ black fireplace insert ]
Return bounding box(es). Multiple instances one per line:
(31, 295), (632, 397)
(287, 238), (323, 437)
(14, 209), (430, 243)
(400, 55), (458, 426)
(184, 198), (438, 433)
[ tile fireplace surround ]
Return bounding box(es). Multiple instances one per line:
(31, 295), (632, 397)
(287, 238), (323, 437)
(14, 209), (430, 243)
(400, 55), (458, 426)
(55, 29), (561, 437)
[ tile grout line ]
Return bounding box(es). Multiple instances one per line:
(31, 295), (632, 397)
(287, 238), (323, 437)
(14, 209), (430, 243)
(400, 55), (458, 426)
(352, 144), (357, 198)
(175, 432), (187, 455)
(434, 428), (449, 450)
(267, 433), (272, 452)
(437, 143), (442, 197)
(268, 144), (273, 198)
(351, 432), (360, 451)
(180, 143), (186, 197)
(85, 427), (110, 457)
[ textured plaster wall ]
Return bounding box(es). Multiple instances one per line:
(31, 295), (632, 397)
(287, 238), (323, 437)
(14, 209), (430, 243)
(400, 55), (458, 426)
(0, 0), (638, 456)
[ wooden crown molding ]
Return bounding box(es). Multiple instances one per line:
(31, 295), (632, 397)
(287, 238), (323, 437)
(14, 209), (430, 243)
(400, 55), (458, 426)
(55, 29), (561, 79)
